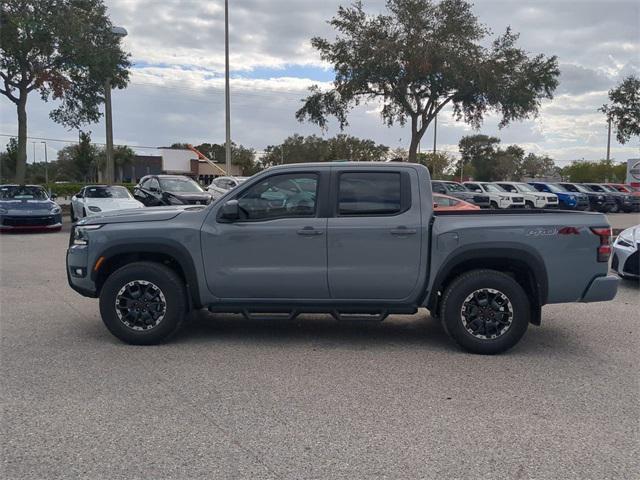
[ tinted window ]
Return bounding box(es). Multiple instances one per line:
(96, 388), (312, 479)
(159, 177), (203, 193)
(432, 182), (446, 194)
(339, 172), (402, 215)
(0, 186), (48, 200)
(499, 184), (517, 193)
(237, 173), (318, 220)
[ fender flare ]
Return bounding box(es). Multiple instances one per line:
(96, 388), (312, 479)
(427, 243), (549, 310)
(93, 240), (202, 308)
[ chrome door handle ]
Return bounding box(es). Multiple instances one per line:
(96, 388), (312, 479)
(297, 227), (323, 236)
(390, 226), (417, 236)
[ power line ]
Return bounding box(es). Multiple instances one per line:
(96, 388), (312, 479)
(0, 133), (160, 150)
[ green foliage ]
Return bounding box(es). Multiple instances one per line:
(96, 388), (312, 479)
(296, 0), (559, 162)
(520, 153), (557, 179)
(0, 137), (18, 182)
(560, 159), (628, 183)
(416, 152), (455, 179)
(262, 134), (389, 166)
(0, 0), (131, 183)
(600, 75), (640, 144)
(458, 134), (500, 180)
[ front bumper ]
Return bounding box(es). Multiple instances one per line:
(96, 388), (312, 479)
(0, 213), (62, 231)
(66, 245), (97, 297)
(580, 275), (619, 303)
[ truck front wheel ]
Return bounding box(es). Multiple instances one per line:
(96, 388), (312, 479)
(99, 261), (187, 345)
(440, 269), (530, 354)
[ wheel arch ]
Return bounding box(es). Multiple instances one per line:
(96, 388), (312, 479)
(427, 245), (548, 325)
(92, 242), (202, 309)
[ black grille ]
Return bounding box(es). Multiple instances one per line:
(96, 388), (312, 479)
(2, 216), (56, 227)
(512, 197), (524, 203)
(623, 251), (639, 276)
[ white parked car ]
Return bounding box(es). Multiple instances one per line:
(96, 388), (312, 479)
(463, 181), (526, 209)
(612, 225), (639, 280)
(71, 185), (144, 221)
(494, 181), (559, 209)
(207, 176), (249, 200)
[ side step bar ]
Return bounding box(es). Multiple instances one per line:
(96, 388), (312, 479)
(209, 308), (391, 323)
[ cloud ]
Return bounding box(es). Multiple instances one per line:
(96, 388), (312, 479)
(1, 0), (639, 164)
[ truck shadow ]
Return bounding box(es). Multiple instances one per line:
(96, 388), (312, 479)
(171, 309), (457, 352)
(167, 309), (584, 357)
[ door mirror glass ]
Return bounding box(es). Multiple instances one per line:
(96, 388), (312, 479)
(220, 199), (240, 221)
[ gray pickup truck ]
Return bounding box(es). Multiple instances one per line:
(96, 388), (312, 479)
(67, 163), (619, 354)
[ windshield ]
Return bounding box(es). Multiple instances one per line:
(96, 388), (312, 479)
(600, 185), (618, 193)
(587, 184), (605, 192)
(84, 186), (132, 199)
(573, 184), (592, 193)
(0, 185), (48, 200)
(546, 184), (568, 193)
(443, 182), (467, 192)
(159, 178), (204, 193)
(515, 183), (536, 192)
(481, 183), (504, 193)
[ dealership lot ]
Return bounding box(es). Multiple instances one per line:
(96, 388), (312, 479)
(1, 220), (638, 479)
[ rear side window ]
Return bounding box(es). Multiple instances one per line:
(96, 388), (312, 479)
(338, 172), (403, 216)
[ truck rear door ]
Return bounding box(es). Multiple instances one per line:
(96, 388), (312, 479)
(327, 168), (422, 300)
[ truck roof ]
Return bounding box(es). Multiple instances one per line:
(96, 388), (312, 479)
(267, 161), (423, 171)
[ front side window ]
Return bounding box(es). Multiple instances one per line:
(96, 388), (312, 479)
(237, 173), (318, 220)
(465, 183), (481, 192)
(338, 172), (402, 215)
(481, 183), (504, 193)
(444, 182), (467, 192)
(499, 184), (517, 193)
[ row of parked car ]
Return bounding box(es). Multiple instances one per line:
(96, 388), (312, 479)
(430, 180), (640, 212)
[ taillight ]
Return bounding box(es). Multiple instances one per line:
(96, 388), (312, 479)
(590, 227), (612, 262)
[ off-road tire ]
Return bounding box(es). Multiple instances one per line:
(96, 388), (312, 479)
(440, 269), (530, 354)
(99, 261), (187, 345)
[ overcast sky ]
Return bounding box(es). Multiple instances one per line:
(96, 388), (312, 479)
(1, 0), (639, 164)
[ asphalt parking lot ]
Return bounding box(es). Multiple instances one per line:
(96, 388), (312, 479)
(1, 219), (638, 479)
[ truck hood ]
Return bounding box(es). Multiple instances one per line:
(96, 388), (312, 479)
(77, 205), (206, 225)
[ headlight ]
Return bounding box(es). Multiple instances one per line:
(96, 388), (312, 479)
(597, 195), (604, 200)
(0, 208), (7, 214)
(535, 195), (545, 200)
(72, 224), (102, 246)
(50, 206), (61, 214)
(499, 195), (509, 201)
(87, 206), (102, 212)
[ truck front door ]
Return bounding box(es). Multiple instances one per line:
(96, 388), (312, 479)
(201, 170), (330, 300)
(327, 169), (423, 300)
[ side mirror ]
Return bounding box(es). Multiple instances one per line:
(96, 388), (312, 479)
(220, 199), (240, 222)
(50, 193), (57, 200)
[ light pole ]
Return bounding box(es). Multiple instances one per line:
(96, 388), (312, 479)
(224, 0), (232, 175)
(606, 117), (612, 161)
(433, 113), (437, 154)
(40, 141), (48, 187)
(105, 26), (128, 185)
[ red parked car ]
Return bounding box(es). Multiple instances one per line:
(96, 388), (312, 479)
(605, 183), (640, 197)
(433, 193), (480, 211)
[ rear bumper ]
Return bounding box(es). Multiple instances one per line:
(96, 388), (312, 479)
(580, 275), (619, 303)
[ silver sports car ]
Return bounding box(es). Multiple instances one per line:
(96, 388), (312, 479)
(612, 225), (639, 280)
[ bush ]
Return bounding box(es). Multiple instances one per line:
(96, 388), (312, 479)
(45, 183), (136, 197)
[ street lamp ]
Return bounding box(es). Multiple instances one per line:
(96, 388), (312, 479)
(40, 141), (48, 187)
(105, 25), (128, 185)
(224, 0), (232, 175)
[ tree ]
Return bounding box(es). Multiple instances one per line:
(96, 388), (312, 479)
(296, 0), (559, 162)
(0, 0), (130, 184)
(560, 159), (627, 183)
(600, 75), (640, 144)
(493, 145), (525, 181)
(520, 153), (557, 180)
(54, 131), (99, 181)
(417, 151), (454, 179)
(458, 134), (500, 181)
(262, 134), (389, 166)
(0, 137), (18, 182)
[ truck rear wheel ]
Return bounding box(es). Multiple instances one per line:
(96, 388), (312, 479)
(440, 269), (530, 354)
(99, 261), (187, 345)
